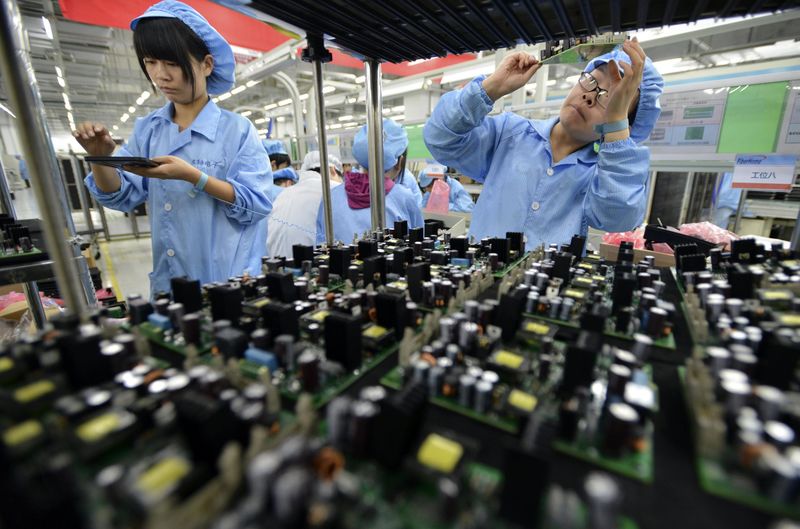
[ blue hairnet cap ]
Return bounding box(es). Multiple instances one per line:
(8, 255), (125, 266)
(584, 48), (664, 144)
(352, 118), (409, 172)
(130, 1), (235, 95)
(418, 163), (447, 188)
(272, 167), (299, 183)
(262, 139), (288, 156)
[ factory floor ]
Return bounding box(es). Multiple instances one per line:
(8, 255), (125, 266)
(12, 186), (153, 300)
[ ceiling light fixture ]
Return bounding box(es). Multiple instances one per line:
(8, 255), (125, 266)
(218, 92), (232, 101)
(120, 113), (130, 123)
(322, 86), (336, 94)
(278, 98), (292, 106)
(128, 106), (136, 113)
(240, 110), (253, 117)
(231, 85), (246, 95)
(41, 17), (53, 40)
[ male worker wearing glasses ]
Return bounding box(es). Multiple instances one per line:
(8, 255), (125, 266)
(423, 39), (663, 251)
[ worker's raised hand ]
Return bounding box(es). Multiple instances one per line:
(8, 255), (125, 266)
(73, 122), (116, 156)
(604, 38), (646, 123)
(124, 155), (199, 183)
(482, 52), (541, 101)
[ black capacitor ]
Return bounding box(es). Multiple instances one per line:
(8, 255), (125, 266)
(560, 331), (600, 396)
(424, 219), (445, 238)
(358, 239), (378, 260)
(347, 265), (360, 285)
(409, 227), (424, 243)
(607, 364), (632, 397)
(324, 311), (362, 371)
(558, 397), (581, 441)
(274, 335), (295, 369)
(728, 263), (754, 300)
(710, 247), (723, 270)
(392, 247), (413, 275)
(154, 298), (170, 316)
(756, 329), (800, 390)
(318, 264), (330, 285)
(612, 273), (636, 314)
(646, 307), (668, 337)
(538, 354), (552, 381)
(251, 328), (270, 350)
(60, 326), (107, 388)
(393, 220), (408, 239)
(181, 313), (201, 345)
(215, 327), (249, 360)
(764, 421), (795, 450)
(292, 244), (314, 269)
(601, 402), (639, 458)
(167, 302), (185, 330)
(298, 350), (320, 392)
(348, 399), (378, 457)
(264, 272), (295, 303)
(507, 232), (525, 257)
(552, 252), (572, 282)
(113, 333), (137, 359)
(496, 290), (528, 342)
(326, 396), (353, 450)
(100, 342), (129, 377)
(170, 277), (203, 313)
(208, 284), (243, 323)
(615, 306), (633, 333)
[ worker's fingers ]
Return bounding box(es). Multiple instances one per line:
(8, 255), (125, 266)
(608, 60), (623, 83)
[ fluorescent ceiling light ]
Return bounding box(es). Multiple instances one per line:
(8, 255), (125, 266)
(57, 77), (65, 88)
(342, 122), (359, 128)
(391, 105), (405, 113)
(62, 92), (71, 110)
(278, 98), (292, 106)
(54, 66), (63, 77)
(382, 108), (391, 115)
(141, 90), (151, 100)
(212, 97), (219, 103)
(329, 123), (342, 129)
(112, 125), (119, 131)
(0, 103), (16, 118)
(338, 114), (353, 121)
(120, 113), (130, 123)
(128, 106), (136, 113)
(394, 115), (405, 121)
(264, 103), (277, 110)
(67, 111), (73, 122)
(218, 92), (232, 101)
(276, 116), (285, 122)
(382, 79), (424, 97)
(355, 76), (365, 84)
(41, 17), (53, 40)
(245, 80), (259, 88)
(300, 94), (309, 101)
(322, 85), (336, 94)
(231, 85), (246, 95)
(240, 110), (252, 117)
(440, 63), (494, 84)
(254, 117), (267, 124)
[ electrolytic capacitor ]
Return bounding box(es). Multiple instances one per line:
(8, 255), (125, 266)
(154, 298), (170, 316)
(428, 365), (445, 396)
(526, 292), (540, 313)
(758, 451), (798, 502)
(467, 366), (483, 380)
(445, 344), (461, 364)
(558, 397), (580, 441)
(720, 378), (751, 415)
(180, 313), (201, 346)
(439, 317), (456, 343)
(549, 297), (563, 319)
(482, 370), (499, 387)
(489, 253), (499, 270)
(631, 334), (652, 360)
(458, 374), (476, 408)
(560, 298), (575, 321)
(100, 342), (128, 377)
(615, 306), (633, 333)
(706, 294), (725, 322)
(318, 264), (330, 285)
(652, 280), (666, 297)
(729, 330), (748, 346)
(298, 350), (319, 392)
(726, 298), (744, 318)
(274, 335), (295, 369)
(696, 283), (712, 307)
(601, 402), (639, 458)
(348, 400), (378, 457)
(731, 345), (757, 374)
(607, 364), (632, 397)
(614, 349), (638, 370)
(524, 270), (537, 286)
(538, 354), (552, 381)
(474, 380), (493, 414)
(765, 421), (796, 450)
(540, 336), (554, 356)
(326, 396), (352, 449)
(360, 385), (387, 406)
(464, 300), (480, 322)
(706, 346), (731, 374)
(412, 360), (430, 385)
(646, 307), (668, 338)
(584, 472), (622, 529)
(755, 385), (786, 422)
(459, 322), (479, 353)
(637, 272), (652, 289)
(535, 272), (549, 290)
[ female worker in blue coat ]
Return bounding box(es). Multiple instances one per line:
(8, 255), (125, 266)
(424, 39), (663, 251)
(316, 118), (423, 244)
(418, 164), (475, 213)
(75, 1), (271, 297)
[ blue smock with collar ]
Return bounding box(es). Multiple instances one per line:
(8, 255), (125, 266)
(421, 176), (475, 213)
(398, 168), (423, 207)
(85, 99), (272, 297)
(315, 183), (423, 244)
(423, 76), (650, 250)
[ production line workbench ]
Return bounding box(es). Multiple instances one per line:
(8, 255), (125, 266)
(0, 219), (796, 529)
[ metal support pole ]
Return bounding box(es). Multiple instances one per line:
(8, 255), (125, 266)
(0, 0), (88, 315)
(364, 59), (385, 231)
(0, 156), (16, 218)
(302, 36), (334, 245)
(70, 156), (96, 236)
(732, 190), (748, 234)
(274, 72), (306, 160)
(23, 281), (46, 329)
(790, 209), (800, 251)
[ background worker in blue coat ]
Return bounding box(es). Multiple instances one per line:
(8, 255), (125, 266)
(263, 139), (298, 201)
(316, 118), (423, 244)
(424, 39), (663, 251)
(75, 1), (271, 298)
(418, 163), (475, 212)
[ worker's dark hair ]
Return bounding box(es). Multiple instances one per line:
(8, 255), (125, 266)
(133, 17), (210, 101)
(269, 153), (292, 168)
(394, 149), (408, 182)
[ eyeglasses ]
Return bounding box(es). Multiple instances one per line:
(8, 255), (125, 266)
(578, 72), (610, 109)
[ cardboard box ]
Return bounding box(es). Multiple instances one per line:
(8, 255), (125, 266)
(599, 243), (675, 268)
